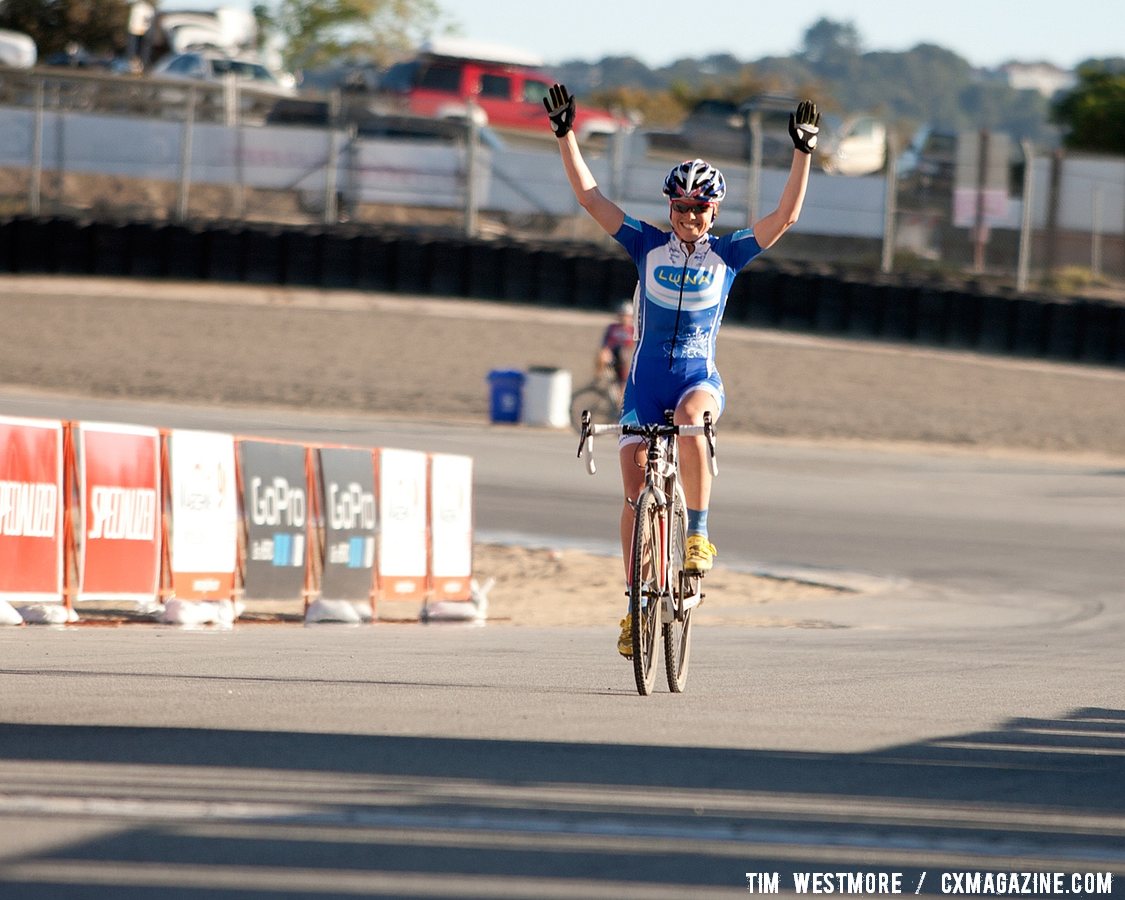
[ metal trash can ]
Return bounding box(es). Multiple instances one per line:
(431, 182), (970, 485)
(487, 369), (525, 423)
(522, 366), (572, 428)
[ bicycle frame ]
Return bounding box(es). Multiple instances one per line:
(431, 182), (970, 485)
(578, 408), (716, 694)
(578, 410), (717, 622)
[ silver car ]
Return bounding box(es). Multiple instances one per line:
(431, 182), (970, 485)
(152, 50), (296, 96)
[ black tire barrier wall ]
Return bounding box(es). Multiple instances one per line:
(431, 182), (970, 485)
(1, 215), (1122, 369)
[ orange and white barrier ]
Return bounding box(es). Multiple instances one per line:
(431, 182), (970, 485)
(74, 422), (161, 603)
(429, 453), (474, 603)
(376, 448), (429, 604)
(0, 415), (476, 626)
(167, 430), (239, 602)
(0, 416), (64, 604)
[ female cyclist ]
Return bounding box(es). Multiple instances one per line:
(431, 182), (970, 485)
(545, 83), (820, 657)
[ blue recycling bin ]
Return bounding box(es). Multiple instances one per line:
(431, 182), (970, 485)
(488, 369), (525, 423)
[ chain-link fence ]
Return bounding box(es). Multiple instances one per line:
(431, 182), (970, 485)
(0, 66), (1122, 296)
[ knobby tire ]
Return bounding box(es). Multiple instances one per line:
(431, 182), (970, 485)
(629, 490), (662, 696)
(663, 486), (692, 692)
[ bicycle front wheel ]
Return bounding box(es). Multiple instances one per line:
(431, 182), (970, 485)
(664, 486), (693, 692)
(569, 385), (618, 433)
(629, 490), (663, 696)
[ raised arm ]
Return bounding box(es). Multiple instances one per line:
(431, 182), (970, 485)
(752, 100), (819, 250)
(545, 84), (625, 237)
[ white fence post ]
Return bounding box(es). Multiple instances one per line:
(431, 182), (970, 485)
(175, 88), (196, 223)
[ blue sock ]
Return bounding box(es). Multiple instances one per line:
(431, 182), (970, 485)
(687, 507), (708, 537)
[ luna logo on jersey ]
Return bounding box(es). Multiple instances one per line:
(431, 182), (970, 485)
(654, 265), (714, 291)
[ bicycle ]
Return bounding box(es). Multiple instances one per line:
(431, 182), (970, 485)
(568, 370), (621, 434)
(577, 408), (717, 695)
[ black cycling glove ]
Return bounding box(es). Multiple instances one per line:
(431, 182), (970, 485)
(544, 83), (576, 138)
(788, 100), (820, 154)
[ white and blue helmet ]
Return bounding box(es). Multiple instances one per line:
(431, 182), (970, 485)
(662, 158), (726, 203)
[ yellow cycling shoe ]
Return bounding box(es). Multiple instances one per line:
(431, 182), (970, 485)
(617, 614), (633, 658)
(684, 534), (717, 574)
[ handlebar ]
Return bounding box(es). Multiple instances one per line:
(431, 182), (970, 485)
(577, 410), (717, 477)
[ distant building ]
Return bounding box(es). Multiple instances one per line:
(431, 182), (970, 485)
(999, 62), (1077, 98)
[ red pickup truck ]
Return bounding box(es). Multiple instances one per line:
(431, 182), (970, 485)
(378, 38), (624, 140)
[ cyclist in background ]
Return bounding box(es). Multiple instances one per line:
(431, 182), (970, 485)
(545, 83), (819, 656)
(596, 297), (636, 405)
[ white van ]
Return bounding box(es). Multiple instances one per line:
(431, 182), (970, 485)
(822, 115), (887, 177)
(0, 29), (36, 68)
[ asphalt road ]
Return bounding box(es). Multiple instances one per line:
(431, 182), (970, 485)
(1, 390), (1123, 898)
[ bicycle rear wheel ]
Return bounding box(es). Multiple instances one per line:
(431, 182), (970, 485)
(629, 490), (662, 696)
(664, 486), (693, 692)
(569, 384), (618, 433)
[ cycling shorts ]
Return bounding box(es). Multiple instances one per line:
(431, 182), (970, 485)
(619, 358), (724, 445)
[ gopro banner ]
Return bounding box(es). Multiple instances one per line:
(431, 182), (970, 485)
(377, 448), (429, 601)
(240, 440), (308, 602)
(76, 422), (161, 602)
(169, 429), (238, 601)
(429, 454), (473, 601)
(317, 447), (377, 602)
(0, 416), (64, 601)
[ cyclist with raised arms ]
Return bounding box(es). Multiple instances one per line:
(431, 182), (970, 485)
(545, 83), (820, 657)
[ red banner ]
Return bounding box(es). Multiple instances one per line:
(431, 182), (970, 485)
(77, 423), (161, 601)
(0, 417), (64, 600)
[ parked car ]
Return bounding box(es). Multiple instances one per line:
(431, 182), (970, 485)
(0, 28), (36, 68)
(151, 50), (296, 96)
(820, 114), (887, 176)
(267, 98), (507, 149)
(152, 8), (258, 58)
(376, 37), (624, 139)
(644, 97), (797, 166)
(897, 125), (958, 196)
(43, 44), (120, 70)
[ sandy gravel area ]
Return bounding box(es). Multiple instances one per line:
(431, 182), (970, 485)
(1, 274), (1122, 627)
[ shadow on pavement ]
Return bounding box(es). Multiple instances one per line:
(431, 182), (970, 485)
(0, 708), (1122, 898)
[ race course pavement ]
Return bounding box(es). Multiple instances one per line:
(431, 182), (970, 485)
(1, 391), (1123, 897)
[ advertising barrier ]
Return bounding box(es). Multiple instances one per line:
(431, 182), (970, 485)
(317, 447), (378, 605)
(75, 422), (161, 602)
(0, 415), (475, 624)
(0, 416), (64, 602)
(168, 429), (238, 601)
(429, 454), (473, 602)
(376, 448), (429, 603)
(239, 439), (309, 604)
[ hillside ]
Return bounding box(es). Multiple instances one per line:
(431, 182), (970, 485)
(550, 20), (1120, 147)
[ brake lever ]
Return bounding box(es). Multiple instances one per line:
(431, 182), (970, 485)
(578, 410), (597, 475)
(703, 411), (718, 477)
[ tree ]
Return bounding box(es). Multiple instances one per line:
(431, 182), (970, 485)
(0, 0), (127, 57)
(271, 0), (445, 71)
(1051, 62), (1125, 153)
(801, 17), (862, 73)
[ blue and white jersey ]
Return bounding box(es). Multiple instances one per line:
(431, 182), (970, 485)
(612, 215), (762, 370)
(611, 214), (764, 426)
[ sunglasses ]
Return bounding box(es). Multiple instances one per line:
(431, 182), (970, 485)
(670, 200), (715, 215)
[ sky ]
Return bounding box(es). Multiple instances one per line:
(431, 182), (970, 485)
(199, 0), (1122, 71)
